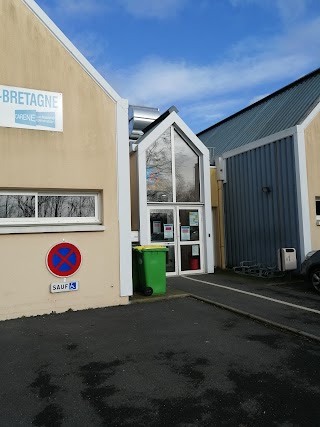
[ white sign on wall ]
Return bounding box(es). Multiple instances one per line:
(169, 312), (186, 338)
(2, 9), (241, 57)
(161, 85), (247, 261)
(0, 85), (63, 132)
(50, 281), (79, 293)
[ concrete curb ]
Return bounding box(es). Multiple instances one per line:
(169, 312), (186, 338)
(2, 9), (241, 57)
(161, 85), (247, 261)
(188, 293), (320, 344)
(129, 292), (189, 304)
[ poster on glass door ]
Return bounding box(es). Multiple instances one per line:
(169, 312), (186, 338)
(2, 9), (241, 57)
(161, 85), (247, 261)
(192, 244), (199, 256)
(164, 224), (173, 239)
(181, 226), (190, 241)
(189, 212), (199, 226)
(153, 221), (161, 234)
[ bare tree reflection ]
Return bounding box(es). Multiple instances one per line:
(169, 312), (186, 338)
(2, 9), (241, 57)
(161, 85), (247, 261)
(146, 127), (200, 203)
(0, 195), (35, 218)
(0, 195), (95, 219)
(38, 196), (95, 217)
(175, 131), (200, 202)
(146, 128), (173, 202)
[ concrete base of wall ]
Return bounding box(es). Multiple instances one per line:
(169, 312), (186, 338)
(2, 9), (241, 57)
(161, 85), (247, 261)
(0, 297), (129, 322)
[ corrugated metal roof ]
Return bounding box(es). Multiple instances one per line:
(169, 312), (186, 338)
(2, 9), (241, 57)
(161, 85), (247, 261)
(198, 68), (320, 157)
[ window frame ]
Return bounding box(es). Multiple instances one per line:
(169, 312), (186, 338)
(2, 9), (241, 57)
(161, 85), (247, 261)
(316, 197), (320, 221)
(0, 190), (101, 226)
(146, 126), (201, 204)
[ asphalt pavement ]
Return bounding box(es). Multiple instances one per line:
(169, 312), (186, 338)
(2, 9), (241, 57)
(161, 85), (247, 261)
(0, 289), (320, 426)
(168, 271), (320, 340)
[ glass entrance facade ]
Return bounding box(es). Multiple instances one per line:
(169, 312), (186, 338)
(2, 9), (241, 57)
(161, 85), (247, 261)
(146, 126), (203, 275)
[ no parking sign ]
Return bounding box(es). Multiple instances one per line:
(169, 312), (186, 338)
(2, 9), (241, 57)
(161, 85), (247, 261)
(46, 242), (82, 278)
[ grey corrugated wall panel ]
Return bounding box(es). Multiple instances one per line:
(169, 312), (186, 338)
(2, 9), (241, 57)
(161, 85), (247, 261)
(224, 136), (300, 269)
(199, 72), (320, 157)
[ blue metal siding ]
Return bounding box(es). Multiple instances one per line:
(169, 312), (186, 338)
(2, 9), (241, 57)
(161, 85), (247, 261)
(224, 136), (300, 269)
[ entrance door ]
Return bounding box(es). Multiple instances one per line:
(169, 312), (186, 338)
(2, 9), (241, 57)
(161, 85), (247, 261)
(148, 206), (203, 275)
(148, 207), (177, 275)
(177, 207), (203, 274)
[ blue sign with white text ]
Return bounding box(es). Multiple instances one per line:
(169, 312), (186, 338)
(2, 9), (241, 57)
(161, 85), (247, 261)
(15, 110), (56, 128)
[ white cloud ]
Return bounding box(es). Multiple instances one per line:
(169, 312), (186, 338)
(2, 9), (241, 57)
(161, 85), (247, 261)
(183, 99), (244, 125)
(276, 16), (320, 54)
(228, 0), (309, 23)
(117, 0), (188, 19)
(36, 0), (319, 131)
(110, 57), (214, 106)
(110, 53), (311, 108)
(275, 0), (308, 22)
(107, 13), (320, 104)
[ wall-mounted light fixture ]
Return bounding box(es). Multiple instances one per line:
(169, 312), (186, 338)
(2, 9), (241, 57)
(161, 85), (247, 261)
(262, 186), (271, 193)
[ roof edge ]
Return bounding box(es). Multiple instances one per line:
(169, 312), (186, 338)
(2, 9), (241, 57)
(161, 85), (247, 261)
(142, 105), (179, 135)
(222, 126), (297, 159)
(22, 0), (125, 105)
(297, 96), (320, 125)
(299, 98), (320, 129)
(137, 110), (210, 161)
(197, 67), (320, 136)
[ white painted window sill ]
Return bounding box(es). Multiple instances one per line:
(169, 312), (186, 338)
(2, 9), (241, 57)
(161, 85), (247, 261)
(0, 225), (106, 235)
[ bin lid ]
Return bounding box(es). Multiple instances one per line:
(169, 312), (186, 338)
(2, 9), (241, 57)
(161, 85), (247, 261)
(133, 245), (168, 252)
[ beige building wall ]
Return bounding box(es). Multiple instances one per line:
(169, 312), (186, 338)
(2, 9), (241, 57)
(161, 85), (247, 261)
(0, 1), (127, 320)
(305, 111), (320, 250)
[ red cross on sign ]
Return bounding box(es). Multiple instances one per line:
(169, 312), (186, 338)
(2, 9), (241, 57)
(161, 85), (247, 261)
(46, 242), (82, 278)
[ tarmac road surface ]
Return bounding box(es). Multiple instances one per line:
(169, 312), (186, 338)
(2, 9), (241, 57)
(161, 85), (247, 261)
(0, 295), (319, 426)
(168, 272), (320, 341)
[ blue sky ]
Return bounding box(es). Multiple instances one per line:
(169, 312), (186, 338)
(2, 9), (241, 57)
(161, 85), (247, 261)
(35, 0), (320, 133)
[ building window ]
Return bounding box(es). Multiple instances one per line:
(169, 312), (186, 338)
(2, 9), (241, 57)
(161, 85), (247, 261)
(146, 127), (200, 203)
(174, 130), (200, 202)
(0, 191), (100, 225)
(146, 128), (173, 202)
(316, 198), (320, 219)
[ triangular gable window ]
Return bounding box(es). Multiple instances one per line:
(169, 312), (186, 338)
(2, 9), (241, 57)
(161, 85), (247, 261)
(146, 127), (200, 203)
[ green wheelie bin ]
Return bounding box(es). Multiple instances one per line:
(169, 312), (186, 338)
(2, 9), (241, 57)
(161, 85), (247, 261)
(132, 245), (168, 295)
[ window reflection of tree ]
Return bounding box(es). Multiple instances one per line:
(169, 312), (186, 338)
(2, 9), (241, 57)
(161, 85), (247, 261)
(146, 129), (173, 202)
(0, 194), (95, 219)
(175, 161), (200, 202)
(38, 196), (95, 217)
(175, 130), (200, 202)
(146, 127), (201, 203)
(0, 195), (35, 218)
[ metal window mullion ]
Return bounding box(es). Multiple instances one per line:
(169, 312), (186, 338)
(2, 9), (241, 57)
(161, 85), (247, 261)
(171, 126), (177, 203)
